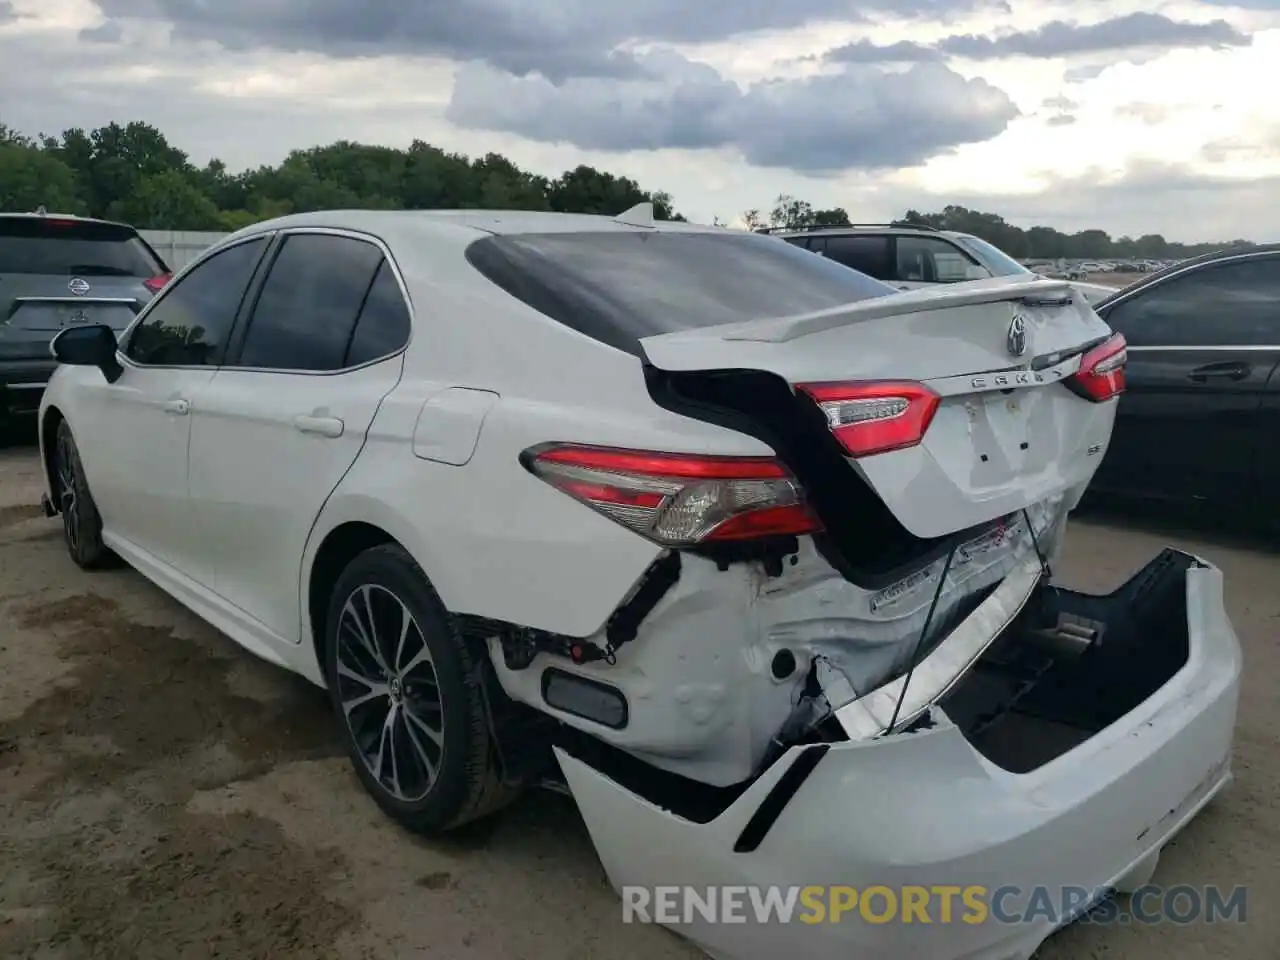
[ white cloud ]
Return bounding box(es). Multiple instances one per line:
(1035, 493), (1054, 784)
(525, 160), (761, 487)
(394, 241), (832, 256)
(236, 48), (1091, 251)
(1, 0), (1277, 240)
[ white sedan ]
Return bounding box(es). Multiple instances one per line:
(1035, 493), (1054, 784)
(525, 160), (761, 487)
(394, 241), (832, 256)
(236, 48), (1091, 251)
(38, 207), (1241, 960)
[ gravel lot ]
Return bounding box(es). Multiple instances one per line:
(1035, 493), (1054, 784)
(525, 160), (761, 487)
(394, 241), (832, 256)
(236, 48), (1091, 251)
(0, 442), (1275, 960)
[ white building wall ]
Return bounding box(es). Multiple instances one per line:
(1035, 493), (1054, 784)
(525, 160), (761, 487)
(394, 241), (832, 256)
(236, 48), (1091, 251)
(139, 230), (229, 270)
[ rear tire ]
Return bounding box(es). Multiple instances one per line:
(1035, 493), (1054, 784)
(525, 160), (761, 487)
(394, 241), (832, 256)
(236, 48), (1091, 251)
(53, 419), (115, 569)
(324, 543), (516, 832)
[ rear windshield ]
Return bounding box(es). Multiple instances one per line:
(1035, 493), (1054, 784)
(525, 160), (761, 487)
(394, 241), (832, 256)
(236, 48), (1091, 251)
(465, 230), (897, 354)
(0, 217), (165, 277)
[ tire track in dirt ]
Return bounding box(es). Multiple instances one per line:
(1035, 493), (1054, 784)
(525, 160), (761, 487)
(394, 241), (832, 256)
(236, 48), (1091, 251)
(0, 588), (357, 959)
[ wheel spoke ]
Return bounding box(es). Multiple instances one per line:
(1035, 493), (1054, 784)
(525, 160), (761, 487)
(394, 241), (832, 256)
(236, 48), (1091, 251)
(341, 590), (387, 674)
(392, 599), (413, 673)
(398, 706), (439, 783)
(400, 643), (435, 680)
(403, 701), (444, 748)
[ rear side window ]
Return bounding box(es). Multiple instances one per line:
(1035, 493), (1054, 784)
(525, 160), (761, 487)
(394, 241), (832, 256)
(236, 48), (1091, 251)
(237, 233), (384, 371)
(819, 236), (893, 281)
(125, 237), (267, 367)
(346, 260), (412, 367)
(0, 216), (165, 277)
(465, 231), (896, 355)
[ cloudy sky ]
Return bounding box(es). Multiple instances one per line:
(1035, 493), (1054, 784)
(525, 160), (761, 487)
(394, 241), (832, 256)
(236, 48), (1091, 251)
(2, 0), (1278, 241)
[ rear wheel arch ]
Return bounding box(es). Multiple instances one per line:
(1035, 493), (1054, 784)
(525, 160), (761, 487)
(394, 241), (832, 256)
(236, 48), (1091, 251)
(306, 520), (398, 677)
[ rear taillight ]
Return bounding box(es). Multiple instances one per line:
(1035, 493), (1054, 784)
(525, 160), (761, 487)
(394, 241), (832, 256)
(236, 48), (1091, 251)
(522, 443), (822, 546)
(143, 272), (172, 293)
(1067, 333), (1126, 402)
(796, 381), (940, 457)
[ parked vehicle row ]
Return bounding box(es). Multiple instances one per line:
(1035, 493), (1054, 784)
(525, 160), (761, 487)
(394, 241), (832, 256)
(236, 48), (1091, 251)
(34, 207), (1241, 960)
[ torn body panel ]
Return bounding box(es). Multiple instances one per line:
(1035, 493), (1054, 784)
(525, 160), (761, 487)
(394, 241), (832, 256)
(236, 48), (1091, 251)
(554, 552), (1241, 960)
(487, 492), (1071, 788)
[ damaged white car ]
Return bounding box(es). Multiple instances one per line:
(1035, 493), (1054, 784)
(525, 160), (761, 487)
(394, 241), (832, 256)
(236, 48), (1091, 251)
(38, 207), (1241, 960)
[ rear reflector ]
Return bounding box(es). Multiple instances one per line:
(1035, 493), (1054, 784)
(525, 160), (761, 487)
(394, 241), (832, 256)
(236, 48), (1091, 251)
(1066, 333), (1126, 402)
(143, 272), (173, 293)
(796, 381), (940, 457)
(522, 443), (822, 547)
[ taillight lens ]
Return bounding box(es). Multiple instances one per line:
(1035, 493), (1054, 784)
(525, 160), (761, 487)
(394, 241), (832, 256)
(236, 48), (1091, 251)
(143, 272), (172, 293)
(796, 381), (940, 457)
(1067, 333), (1126, 402)
(523, 443), (823, 546)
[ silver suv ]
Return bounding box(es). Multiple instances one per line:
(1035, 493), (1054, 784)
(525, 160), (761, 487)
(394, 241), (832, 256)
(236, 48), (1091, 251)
(762, 223), (1116, 303)
(0, 211), (170, 419)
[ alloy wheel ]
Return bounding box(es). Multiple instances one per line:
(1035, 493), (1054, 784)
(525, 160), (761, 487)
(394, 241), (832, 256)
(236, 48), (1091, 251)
(335, 583), (445, 802)
(56, 430), (80, 552)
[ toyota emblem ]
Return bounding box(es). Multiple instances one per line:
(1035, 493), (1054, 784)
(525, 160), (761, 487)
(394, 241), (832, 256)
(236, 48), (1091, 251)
(1006, 313), (1028, 358)
(68, 277), (91, 296)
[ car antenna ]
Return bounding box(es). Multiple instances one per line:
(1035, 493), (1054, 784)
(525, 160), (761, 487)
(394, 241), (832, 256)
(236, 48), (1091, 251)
(614, 202), (655, 228)
(34, 204), (47, 216)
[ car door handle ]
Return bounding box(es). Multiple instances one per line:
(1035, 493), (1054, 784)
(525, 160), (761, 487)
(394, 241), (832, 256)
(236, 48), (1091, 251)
(162, 398), (190, 415)
(293, 415), (344, 438)
(1188, 362), (1250, 383)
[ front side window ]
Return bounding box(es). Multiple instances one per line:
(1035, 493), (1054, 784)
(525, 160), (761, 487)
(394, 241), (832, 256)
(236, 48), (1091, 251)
(950, 234), (1031, 278)
(1103, 256), (1280, 348)
(237, 233), (384, 371)
(124, 237), (267, 366)
(896, 236), (983, 283)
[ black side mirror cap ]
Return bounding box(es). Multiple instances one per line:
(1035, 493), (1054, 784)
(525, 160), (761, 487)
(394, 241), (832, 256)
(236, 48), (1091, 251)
(51, 324), (123, 383)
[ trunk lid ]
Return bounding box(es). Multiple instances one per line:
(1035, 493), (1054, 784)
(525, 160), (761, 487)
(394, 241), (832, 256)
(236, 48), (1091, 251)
(640, 276), (1118, 538)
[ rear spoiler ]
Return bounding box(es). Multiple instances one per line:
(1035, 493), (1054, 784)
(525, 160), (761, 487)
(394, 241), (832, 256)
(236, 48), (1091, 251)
(676, 276), (1077, 345)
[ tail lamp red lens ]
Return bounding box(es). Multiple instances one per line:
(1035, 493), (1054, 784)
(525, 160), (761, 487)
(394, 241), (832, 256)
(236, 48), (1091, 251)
(796, 381), (940, 457)
(1066, 333), (1126, 402)
(523, 443), (822, 547)
(143, 272), (173, 293)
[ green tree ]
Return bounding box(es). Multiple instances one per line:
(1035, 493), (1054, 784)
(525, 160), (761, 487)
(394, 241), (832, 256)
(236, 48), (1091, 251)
(0, 139), (83, 212)
(108, 169), (224, 230)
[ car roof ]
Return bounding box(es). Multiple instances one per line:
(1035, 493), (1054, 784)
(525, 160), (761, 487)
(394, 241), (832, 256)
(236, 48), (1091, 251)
(763, 224), (960, 240)
(0, 211), (140, 231)
(226, 207), (718, 242)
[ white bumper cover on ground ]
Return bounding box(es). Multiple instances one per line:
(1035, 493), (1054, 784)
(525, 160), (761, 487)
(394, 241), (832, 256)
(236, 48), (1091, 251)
(556, 557), (1241, 960)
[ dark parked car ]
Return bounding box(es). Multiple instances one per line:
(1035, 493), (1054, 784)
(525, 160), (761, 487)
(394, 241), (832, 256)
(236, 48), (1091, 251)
(1088, 243), (1280, 512)
(0, 212), (170, 420)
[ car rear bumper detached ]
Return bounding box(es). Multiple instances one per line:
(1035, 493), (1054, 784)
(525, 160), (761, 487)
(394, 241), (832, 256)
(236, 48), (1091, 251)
(556, 553), (1241, 960)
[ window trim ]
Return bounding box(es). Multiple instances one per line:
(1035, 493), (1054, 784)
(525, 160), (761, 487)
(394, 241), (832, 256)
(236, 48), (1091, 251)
(116, 226), (414, 376)
(220, 226), (415, 377)
(1099, 250), (1280, 350)
(118, 233), (274, 370)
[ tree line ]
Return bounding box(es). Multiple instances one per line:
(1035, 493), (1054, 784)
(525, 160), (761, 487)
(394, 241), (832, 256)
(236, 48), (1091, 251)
(0, 120), (1254, 260)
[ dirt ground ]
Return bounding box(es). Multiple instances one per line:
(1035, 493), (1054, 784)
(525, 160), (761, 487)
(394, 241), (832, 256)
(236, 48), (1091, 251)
(0, 443), (1275, 959)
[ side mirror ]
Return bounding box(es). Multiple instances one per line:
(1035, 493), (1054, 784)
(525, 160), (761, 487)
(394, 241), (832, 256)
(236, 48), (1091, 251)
(51, 324), (123, 383)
